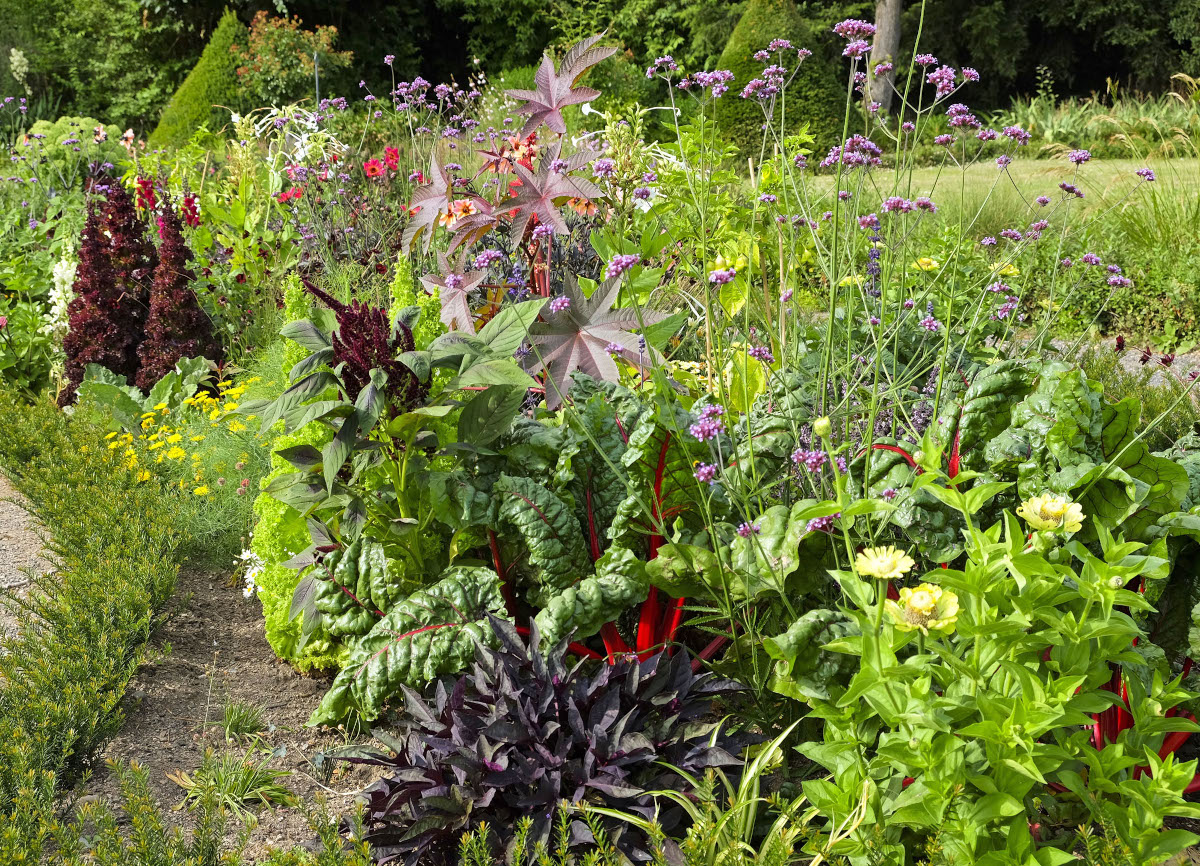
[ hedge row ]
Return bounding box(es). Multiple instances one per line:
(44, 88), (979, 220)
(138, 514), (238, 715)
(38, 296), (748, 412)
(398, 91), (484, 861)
(0, 394), (185, 859)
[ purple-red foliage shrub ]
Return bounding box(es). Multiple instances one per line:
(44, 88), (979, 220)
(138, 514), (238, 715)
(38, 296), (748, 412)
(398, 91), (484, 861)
(60, 184), (158, 404)
(136, 205), (220, 389)
(302, 278), (426, 409)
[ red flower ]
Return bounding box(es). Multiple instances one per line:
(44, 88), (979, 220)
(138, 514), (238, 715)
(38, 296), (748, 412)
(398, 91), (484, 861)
(276, 186), (303, 203)
(363, 159), (385, 178)
(384, 146), (400, 170)
(134, 176), (157, 211)
(180, 193), (201, 227)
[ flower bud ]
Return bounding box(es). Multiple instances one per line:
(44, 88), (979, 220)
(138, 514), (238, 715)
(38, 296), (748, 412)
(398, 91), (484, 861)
(813, 416), (832, 438)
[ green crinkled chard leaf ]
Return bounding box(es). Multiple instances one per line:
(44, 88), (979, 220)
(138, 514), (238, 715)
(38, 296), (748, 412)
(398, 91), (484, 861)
(494, 473), (592, 603)
(728, 501), (839, 600)
(764, 609), (859, 703)
(308, 566), (507, 726)
(533, 546), (649, 648)
(561, 391), (630, 555)
(312, 539), (407, 638)
(954, 360), (1032, 469)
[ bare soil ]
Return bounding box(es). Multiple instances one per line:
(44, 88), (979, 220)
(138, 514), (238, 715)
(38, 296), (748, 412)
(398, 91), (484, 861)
(78, 567), (380, 861)
(0, 473), (48, 641)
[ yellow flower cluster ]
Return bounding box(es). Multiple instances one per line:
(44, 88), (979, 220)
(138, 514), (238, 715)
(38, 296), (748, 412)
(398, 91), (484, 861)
(100, 376), (265, 495)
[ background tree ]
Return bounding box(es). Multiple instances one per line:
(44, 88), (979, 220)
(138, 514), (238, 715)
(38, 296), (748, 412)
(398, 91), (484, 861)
(869, 0), (903, 112)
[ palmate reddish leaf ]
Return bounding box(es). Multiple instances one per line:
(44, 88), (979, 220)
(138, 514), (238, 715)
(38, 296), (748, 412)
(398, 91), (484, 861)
(506, 33), (617, 137)
(420, 251), (487, 333)
(507, 142), (601, 243)
(525, 274), (666, 410)
(446, 196), (500, 255)
(402, 153), (452, 254)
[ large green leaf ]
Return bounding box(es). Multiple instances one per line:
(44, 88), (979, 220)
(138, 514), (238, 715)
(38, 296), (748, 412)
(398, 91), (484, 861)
(494, 473), (592, 602)
(533, 546), (649, 647)
(764, 609), (859, 703)
(308, 567), (506, 726)
(312, 539), (409, 638)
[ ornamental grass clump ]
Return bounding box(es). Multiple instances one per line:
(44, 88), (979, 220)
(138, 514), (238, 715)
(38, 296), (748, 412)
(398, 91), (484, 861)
(337, 617), (744, 865)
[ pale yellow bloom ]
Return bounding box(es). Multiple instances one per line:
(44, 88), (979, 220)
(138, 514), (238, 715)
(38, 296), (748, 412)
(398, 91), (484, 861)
(997, 263), (1020, 277)
(856, 545), (916, 581)
(166, 446), (186, 461)
(886, 583), (959, 635)
(911, 257), (939, 272)
(1017, 494), (1084, 533)
(166, 433), (183, 444)
(193, 485), (209, 496)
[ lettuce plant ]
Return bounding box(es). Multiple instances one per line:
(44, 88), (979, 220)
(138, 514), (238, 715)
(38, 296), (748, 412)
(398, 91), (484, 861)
(337, 617), (743, 864)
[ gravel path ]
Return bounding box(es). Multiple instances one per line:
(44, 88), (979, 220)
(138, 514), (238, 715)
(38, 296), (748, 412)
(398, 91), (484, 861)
(0, 473), (48, 640)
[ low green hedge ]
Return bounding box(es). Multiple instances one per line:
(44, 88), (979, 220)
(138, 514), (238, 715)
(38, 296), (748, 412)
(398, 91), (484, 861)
(0, 393), (185, 859)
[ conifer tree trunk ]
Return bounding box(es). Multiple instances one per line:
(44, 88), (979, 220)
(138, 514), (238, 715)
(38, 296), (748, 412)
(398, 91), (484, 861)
(869, 0), (903, 113)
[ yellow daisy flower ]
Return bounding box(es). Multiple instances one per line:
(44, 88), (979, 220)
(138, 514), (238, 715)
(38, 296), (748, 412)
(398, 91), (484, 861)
(911, 257), (939, 272)
(886, 583), (959, 635)
(166, 446), (186, 461)
(856, 545), (916, 581)
(1017, 494), (1084, 533)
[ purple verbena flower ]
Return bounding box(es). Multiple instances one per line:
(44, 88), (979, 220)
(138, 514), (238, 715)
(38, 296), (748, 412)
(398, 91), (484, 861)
(606, 254), (640, 279)
(792, 448), (827, 472)
(737, 522), (761, 538)
(709, 268), (737, 284)
(833, 19), (876, 39)
(549, 296), (571, 313)
(694, 463), (719, 484)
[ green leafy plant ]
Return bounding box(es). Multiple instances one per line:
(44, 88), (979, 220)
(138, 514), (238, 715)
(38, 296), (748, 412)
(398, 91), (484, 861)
(169, 743), (298, 819)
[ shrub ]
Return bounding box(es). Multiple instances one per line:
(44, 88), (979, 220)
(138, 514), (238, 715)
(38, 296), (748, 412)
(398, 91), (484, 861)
(59, 183), (156, 404)
(23, 115), (124, 179)
(715, 0), (845, 158)
(338, 618), (744, 863)
(232, 11), (353, 106)
(148, 10), (246, 149)
(136, 203), (221, 389)
(0, 393), (184, 860)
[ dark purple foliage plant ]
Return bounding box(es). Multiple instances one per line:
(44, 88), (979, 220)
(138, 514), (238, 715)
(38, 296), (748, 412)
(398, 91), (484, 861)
(60, 184), (158, 404)
(136, 204), (221, 389)
(337, 616), (744, 865)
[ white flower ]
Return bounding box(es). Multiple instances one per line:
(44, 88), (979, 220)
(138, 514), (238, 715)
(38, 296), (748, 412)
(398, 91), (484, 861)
(237, 549), (265, 599)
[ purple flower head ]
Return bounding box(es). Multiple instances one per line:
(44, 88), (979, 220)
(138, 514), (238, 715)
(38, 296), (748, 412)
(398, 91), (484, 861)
(689, 412), (725, 441)
(843, 40), (872, 59)
(605, 253), (640, 279)
(858, 213), (880, 229)
(883, 196), (915, 214)
(881, 487), (898, 501)
(1107, 264), (1122, 274)
(709, 268), (737, 285)
(1059, 182), (1084, 198)
(874, 62), (894, 76)
(926, 65), (957, 96)
(1081, 252), (1102, 266)
(605, 341), (623, 355)
(869, 315), (881, 325)
(806, 513), (840, 533)
(962, 67), (980, 82)
(646, 55), (678, 78)
(1002, 125), (1031, 145)
(768, 38), (793, 51)
(694, 463), (719, 484)
(919, 315), (941, 332)
(793, 153), (808, 169)
(833, 19), (876, 39)
(759, 193), (777, 203)
(903, 298), (915, 309)
(980, 236), (997, 246)
(914, 53), (938, 66)
(549, 296), (571, 313)
(737, 522), (761, 538)
(820, 134), (883, 169)
(532, 224), (554, 241)
(549, 158), (569, 174)
(1067, 149), (1091, 165)
(1136, 167), (1156, 182)
(792, 448), (827, 472)
(902, 121), (915, 133)
(999, 228), (1022, 241)
(996, 154), (1013, 168)
(384, 54), (395, 65)
(748, 345), (775, 364)
(933, 133), (955, 147)
(593, 158), (616, 178)
(915, 196), (937, 213)
(781, 288), (794, 302)
(445, 274), (464, 290)
(1030, 219), (1049, 231)
(1108, 275), (1132, 288)
(987, 281), (1010, 294)
(1061, 257), (1073, 268)
(976, 128), (998, 141)
(1036, 195), (1051, 206)
(474, 249), (504, 269)
(633, 187), (651, 200)
(691, 69), (736, 97)
(754, 50), (770, 62)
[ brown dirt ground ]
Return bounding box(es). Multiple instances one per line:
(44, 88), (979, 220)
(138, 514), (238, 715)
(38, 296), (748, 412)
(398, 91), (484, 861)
(78, 567), (381, 861)
(0, 473), (49, 641)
